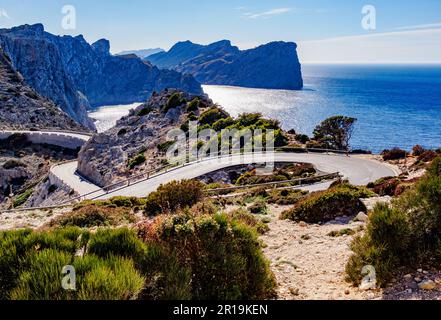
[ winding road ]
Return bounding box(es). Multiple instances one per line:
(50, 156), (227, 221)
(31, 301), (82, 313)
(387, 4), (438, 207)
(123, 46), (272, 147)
(52, 152), (399, 202)
(1, 130), (400, 204)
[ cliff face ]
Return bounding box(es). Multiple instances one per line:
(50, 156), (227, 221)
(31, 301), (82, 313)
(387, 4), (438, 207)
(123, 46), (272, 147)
(147, 40), (303, 90)
(0, 24), (203, 129)
(0, 47), (87, 131)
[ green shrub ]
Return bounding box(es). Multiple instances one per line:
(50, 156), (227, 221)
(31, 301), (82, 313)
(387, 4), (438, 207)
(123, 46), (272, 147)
(88, 228), (147, 261)
(198, 107), (229, 126)
(346, 158), (441, 287)
(412, 145), (426, 156)
(140, 213), (275, 300)
(367, 176), (401, 196)
(128, 153), (146, 169)
(186, 98), (200, 112)
(212, 117), (235, 131)
(267, 189), (308, 205)
(249, 199), (268, 215)
(157, 140), (175, 153)
(163, 92), (186, 113)
(345, 203), (410, 286)
(47, 205), (136, 229)
(75, 255), (145, 300)
(228, 209), (269, 234)
(143, 180), (205, 216)
(13, 189), (33, 208)
(382, 148), (407, 161)
(281, 184), (374, 223)
(10, 249), (73, 300)
(74, 197), (146, 210)
(0, 229), (33, 299)
(295, 134), (310, 144)
(137, 106), (154, 117)
(0, 227), (147, 301)
(2, 159), (26, 169)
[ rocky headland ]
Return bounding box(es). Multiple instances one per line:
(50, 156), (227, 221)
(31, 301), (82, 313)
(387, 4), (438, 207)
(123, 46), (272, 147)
(146, 40), (303, 90)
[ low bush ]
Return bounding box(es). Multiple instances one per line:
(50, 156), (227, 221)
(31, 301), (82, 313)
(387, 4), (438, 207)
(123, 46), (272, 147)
(382, 148), (407, 161)
(163, 92), (186, 113)
(3, 159), (26, 170)
(267, 189), (308, 205)
(295, 134), (310, 144)
(345, 203), (410, 286)
(417, 150), (438, 163)
(281, 184), (374, 223)
(0, 227), (146, 300)
(157, 140), (175, 153)
(74, 197), (146, 210)
(13, 189), (33, 208)
(139, 213), (276, 299)
(367, 176), (401, 196)
(228, 209), (269, 234)
(186, 98), (200, 112)
(248, 199), (268, 215)
(46, 205), (137, 229)
(143, 180), (205, 216)
(137, 106), (154, 117)
(346, 156), (441, 287)
(127, 153), (146, 169)
(198, 107), (229, 126)
(412, 145), (426, 156)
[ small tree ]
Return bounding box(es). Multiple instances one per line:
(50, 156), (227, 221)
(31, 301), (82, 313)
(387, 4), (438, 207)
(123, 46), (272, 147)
(313, 116), (357, 151)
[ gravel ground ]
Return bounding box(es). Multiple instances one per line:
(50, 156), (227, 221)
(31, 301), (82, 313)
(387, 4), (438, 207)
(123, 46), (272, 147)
(260, 205), (441, 300)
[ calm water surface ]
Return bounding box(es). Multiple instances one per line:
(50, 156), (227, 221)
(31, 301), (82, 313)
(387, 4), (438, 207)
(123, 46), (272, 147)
(204, 64), (441, 152)
(89, 65), (441, 153)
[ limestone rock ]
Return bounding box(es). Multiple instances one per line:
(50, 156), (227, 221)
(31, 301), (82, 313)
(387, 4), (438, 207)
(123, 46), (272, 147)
(355, 212), (368, 222)
(0, 47), (87, 131)
(0, 24), (202, 129)
(418, 280), (436, 291)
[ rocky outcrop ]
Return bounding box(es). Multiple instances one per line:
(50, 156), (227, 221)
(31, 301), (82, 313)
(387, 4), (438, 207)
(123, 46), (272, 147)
(0, 24), (203, 129)
(0, 47), (87, 131)
(77, 89), (213, 187)
(147, 40), (303, 90)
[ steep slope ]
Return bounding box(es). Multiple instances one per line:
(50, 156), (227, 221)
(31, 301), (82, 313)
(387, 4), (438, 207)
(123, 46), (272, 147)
(0, 47), (87, 131)
(0, 24), (203, 128)
(0, 24), (94, 129)
(147, 40), (303, 90)
(77, 89), (213, 187)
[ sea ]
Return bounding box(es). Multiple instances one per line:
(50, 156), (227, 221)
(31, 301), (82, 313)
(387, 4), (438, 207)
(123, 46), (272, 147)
(89, 64), (441, 153)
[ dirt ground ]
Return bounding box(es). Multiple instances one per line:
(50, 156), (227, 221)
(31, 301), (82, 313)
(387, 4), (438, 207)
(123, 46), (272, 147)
(260, 205), (441, 300)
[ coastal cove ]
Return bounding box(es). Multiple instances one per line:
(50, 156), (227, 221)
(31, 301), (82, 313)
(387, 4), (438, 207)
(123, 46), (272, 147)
(88, 64), (441, 153)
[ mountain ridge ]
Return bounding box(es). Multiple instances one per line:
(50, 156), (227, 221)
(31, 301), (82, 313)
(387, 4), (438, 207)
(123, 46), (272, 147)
(0, 24), (203, 129)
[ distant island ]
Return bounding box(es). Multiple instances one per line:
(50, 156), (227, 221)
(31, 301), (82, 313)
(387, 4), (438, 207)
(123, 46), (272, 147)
(146, 40), (304, 90)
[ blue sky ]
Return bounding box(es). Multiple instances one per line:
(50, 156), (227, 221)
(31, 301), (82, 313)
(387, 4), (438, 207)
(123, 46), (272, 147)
(1, 0), (440, 62)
